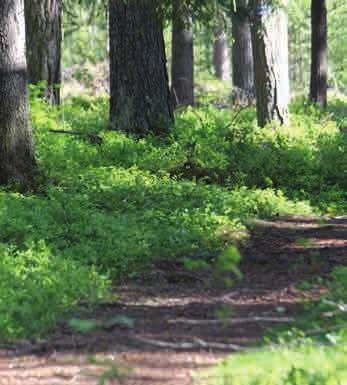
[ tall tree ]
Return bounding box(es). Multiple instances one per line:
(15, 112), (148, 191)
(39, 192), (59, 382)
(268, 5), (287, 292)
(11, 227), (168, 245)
(24, 0), (62, 105)
(309, 0), (327, 108)
(109, 0), (174, 135)
(231, 0), (255, 94)
(0, 0), (35, 185)
(171, 0), (194, 107)
(251, 0), (290, 127)
(213, 15), (231, 81)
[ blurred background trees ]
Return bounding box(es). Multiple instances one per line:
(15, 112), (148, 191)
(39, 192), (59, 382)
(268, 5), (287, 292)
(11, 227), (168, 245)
(61, 0), (346, 97)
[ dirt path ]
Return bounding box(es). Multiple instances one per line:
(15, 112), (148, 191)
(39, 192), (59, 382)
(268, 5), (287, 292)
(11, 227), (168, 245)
(0, 215), (346, 385)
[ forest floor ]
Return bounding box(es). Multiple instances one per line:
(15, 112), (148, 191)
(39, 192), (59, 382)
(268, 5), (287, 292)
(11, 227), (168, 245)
(0, 215), (346, 385)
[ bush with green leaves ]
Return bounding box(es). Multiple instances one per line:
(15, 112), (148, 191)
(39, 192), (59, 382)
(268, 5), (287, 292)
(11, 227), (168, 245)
(0, 93), (345, 339)
(35, 95), (347, 214)
(26, 94), (316, 278)
(169, 101), (347, 212)
(0, 241), (108, 339)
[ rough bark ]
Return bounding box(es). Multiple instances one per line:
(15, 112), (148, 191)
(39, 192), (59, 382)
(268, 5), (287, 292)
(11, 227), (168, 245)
(232, 0), (255, 94)
(251, 0), (290, 127)
(309, 0), (327, 108)
(213, 24), (231, 81)
(0, 0), (35, 185)
(171, 0), (194, 107)
(109, 0), (174, 136)
(24, 0), (61, 105)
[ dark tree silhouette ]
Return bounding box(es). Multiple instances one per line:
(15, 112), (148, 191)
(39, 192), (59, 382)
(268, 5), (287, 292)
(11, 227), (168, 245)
(109, 0), (174, 136)
(310, 0), (327, 108)
(172, 0), (194, 107)
(25, 0), (62, 105)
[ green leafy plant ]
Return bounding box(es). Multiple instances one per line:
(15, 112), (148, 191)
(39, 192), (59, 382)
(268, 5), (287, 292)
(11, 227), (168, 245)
(1, 92), (346, 340)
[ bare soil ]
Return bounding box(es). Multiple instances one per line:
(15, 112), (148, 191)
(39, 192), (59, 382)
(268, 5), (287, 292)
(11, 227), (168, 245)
(0, 215), (346, 385)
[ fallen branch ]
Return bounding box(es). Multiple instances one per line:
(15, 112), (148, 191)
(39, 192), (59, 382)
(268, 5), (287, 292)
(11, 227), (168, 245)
(49, 129), (103, 145)
(304, 322), (347, 336)
(167, 316), (294, 325)
(134, 336), (243, 351)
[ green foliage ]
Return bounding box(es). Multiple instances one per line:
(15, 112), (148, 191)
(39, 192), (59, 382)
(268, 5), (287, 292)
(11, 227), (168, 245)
(169, 102), (347, 213)
(203, 266), (347, 385)
(0, 241), (108, 339)
(330, 267), (347, 304)
(203, 347), (347, 385)
(63, 0), (107, 66)
(29, 95), (317, 281)
(1, 94), (346, 339)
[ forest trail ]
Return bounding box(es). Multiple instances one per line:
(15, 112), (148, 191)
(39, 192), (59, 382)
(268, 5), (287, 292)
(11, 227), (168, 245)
(0, 215), (346, 385)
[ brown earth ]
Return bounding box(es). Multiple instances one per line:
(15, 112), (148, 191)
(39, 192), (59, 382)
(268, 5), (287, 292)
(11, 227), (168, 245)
(0, 215), (346, 385)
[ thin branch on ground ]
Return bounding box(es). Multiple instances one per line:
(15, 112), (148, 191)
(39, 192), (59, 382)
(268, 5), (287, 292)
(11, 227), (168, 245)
(167, 316), (295, 325)
(134, 336), (243, 351)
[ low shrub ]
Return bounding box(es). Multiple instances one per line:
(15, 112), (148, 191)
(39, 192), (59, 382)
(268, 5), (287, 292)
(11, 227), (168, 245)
(0, 241), (108, 339)
(0, 93), (345, 339)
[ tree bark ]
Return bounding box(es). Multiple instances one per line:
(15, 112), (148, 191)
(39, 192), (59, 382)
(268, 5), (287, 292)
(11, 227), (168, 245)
(232, 0), (254, 94)
(171, 0), (194, 107)
(251, 0), (290, 127)
(109, 0), (174, 136)
(213, 24), (231, 81)
(24, 0), (61, 105)
(309, 0), (327, 109)
(0, 0), (35, 185)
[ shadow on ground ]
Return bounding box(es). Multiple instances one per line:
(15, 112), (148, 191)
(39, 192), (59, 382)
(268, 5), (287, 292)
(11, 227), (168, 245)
(0, 215), (346, 385)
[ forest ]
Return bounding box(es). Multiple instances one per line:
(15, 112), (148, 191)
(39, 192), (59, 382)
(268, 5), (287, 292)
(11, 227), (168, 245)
(0, 0), (346, 383)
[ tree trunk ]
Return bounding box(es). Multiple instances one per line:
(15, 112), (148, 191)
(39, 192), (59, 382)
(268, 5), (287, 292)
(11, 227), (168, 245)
(171, 0), (194, 107)
(213, 25), (231, 81)
(0, 0), (35, 185)
(109, 0), (174, 136)
(251, 0), (290, 127)
(232, 0), (254, 94)
(24, 0), (61, 105)
(309, 0), (327, 109)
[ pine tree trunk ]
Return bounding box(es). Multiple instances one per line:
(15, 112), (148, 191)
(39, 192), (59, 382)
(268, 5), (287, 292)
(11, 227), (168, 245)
(24, 0), (61, 105)
(0, 0), (35, 185)
(109, 0), (174, 136)
(232, 1), (254, 93)
(213, 26), (231, 81)
(251, 1), (290, 127)
(309, 0), (327, 108)
(171, 0), (194, 107)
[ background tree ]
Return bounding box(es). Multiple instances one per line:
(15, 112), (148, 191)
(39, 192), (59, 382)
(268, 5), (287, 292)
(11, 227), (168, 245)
(0, 0), (35, 185)
(213, 13), (231, 81)
(109, 0), (174, 135)
(231, 0), (255, 94)
(62, 0), (108, 66)
(287, 0), (310, 92)
(251, 0), (290, 127)
(171, 0), (194, 107)
(309, 0), (327, 108)
(25, 0), (62, 105)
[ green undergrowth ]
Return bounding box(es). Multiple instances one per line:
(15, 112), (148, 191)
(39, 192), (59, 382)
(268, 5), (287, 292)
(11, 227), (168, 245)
(0, 241), (108, 339)
(36, 94), (347, 213)
(201, 266), (347, 385)
(201, 345), (347, 385)
(0, 93), (345, 339)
